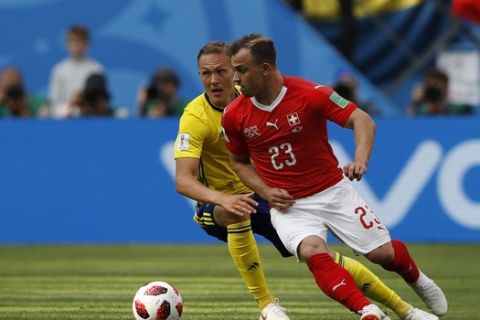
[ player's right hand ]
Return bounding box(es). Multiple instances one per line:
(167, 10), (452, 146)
(343, 161), (367, 181)
(220, 192), (258, 217)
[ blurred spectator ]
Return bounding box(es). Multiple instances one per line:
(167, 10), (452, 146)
(137, 67), (187, 117)
(0, 66), (49, 118)
(72, 73), (127, 118)
(139, 88), (170, 118)
(407, 68), (473, 116)
(333, 69), (381, 116)
(48, 24), (104, 118)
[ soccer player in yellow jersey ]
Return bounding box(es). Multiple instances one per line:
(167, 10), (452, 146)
(174, 41), (435, 320)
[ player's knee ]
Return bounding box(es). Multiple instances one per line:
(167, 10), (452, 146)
(213, 208), (250, 227)
(366, 242), (395, 265)
(297, 236), (329, 261)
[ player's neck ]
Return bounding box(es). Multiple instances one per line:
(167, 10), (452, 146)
(208, 90), (236, 109)
(255, 71), (284, 106)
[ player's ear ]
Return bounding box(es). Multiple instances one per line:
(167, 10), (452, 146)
(261, 62), (272, 75)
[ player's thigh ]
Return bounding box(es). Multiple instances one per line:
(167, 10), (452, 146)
(194, 202), (250, 242)
(270, 203), (328, 259)
(212, 204), (249, 227)
(250, 195), (292, 257)
(194, 203), (228, 242)
(324, 180), (391, 254)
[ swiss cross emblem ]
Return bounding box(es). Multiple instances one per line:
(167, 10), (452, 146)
(286, 112), (300, 126)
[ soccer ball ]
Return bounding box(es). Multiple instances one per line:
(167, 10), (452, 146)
(132, 281), (183, 320)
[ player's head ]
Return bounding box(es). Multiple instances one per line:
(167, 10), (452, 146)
(229, 33), (277, 97)
(197, 41), (235, 108)
(66, 25), (90, 59)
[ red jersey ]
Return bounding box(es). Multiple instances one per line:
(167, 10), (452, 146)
(222, 76), (356, 199)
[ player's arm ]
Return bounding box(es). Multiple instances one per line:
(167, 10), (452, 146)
(343, 108), (376, 181)
(175, 157), (257, 216)
(229, 153), (294, 211)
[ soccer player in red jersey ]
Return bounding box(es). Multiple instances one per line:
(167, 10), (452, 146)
(222, 34), (447, 320)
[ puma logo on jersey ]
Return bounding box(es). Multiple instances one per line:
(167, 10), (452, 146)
(266, 119), (279, 130)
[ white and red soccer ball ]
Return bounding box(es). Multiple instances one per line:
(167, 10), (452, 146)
(132, 281), (183, 320)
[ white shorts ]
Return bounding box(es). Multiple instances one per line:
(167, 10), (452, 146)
(270, 178), (391, 259)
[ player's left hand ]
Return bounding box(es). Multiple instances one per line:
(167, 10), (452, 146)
(343, 162), (367, 181)
(266, 188), (295, 212)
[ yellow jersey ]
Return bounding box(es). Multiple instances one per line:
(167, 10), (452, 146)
(174, 92), (250, 195)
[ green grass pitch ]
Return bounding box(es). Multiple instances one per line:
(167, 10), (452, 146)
(0, 244), (478, 319)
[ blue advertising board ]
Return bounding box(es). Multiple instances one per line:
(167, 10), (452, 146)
(0, 117), (479, 243)
(329, 117), (480, 242)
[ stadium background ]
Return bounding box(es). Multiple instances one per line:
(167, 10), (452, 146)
(0, 0), (479, 244)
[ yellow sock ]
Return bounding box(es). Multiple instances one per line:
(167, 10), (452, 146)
(227, 220), (274, 310)
(335, 252), (412, 319)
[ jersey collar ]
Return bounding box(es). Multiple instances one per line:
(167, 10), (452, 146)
(204, 89), (241, 113)
(250, 85), (287, 112)
(204, 92), (224, 113)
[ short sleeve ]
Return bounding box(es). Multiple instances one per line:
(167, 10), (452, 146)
(221, 105), (249, 155)
(308, 85), (356, 126)
(174, 109), (210, 159)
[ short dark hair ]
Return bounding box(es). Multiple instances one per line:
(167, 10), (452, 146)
(67, 24), (90, 42)
(152, 68), (180, 87)
(84, 73), (110, 104)
(197, 41), (230, 64)
(425, 68), (449, 85)
(230, 33), (276, 66)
